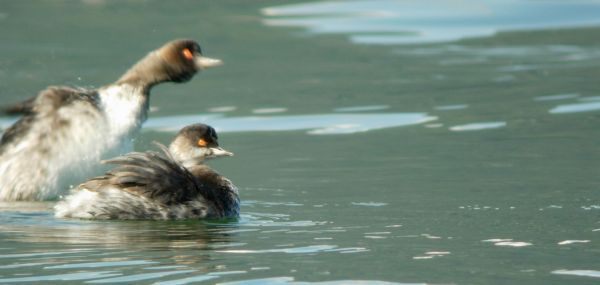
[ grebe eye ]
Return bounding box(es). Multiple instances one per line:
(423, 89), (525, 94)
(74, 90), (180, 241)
(182, 48), (194, 60)
(198, 139), (208, 147)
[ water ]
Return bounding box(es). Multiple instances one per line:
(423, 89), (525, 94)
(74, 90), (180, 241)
(0, 0), (599, 284)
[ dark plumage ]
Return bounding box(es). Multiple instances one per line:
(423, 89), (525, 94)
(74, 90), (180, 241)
(54, 124), (239, 220)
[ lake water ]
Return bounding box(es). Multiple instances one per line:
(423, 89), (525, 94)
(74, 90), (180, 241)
(0, 0), (599, 284)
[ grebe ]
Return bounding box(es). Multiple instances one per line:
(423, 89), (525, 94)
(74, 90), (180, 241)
(0, 40), (222, 201)
(54, 124), (239, 220)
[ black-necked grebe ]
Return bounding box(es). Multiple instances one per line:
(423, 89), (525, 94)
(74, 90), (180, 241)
(54, 124), (239, 220)
(0, 40), (222, 201)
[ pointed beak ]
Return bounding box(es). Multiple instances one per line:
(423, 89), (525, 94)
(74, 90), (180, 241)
(195, 56), (223, 69)
(210, 147), (233, 157)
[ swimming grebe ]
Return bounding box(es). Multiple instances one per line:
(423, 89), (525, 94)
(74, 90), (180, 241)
(0, 39), (222, 201)
(54, 124), (239, 220)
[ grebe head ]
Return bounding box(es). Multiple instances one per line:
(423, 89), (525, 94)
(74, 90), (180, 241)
(118, 39), (223, 87)
(169, 123), (232, 165)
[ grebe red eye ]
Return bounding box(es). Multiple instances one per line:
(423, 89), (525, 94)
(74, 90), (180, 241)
(198, 139), (208, 147)
(182, 48), (194, 60)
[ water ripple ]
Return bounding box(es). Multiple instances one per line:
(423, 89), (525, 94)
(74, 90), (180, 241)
(449, 122), (506, 131)
(551, 270), (600, 278)
(142, 113), (436, 135)
(549, 101), (600, 114)
(262, 0), (600, 45)
(86, 270), (195, 283)
(0, 249), (94, 259)
(154, 275), (218, 285)
(0, 271), (121, 283)
(219, 276), (416, 284)
(216, 244), (368, 255)
(44, 260), (158, 269)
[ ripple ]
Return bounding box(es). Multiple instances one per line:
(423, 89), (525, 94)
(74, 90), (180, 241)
(534, 93), (579, 101)
(220, 277), (294, 285)
(0, 271), (121, 283)
(262, 0), (600, 45)
(0, 249), (94, 259)
(413, 251), (449, 260)
(426, 251), (450, 255)
(558, 240), (590, 245)
(494, 242), (532, 247)
(221, 276), (421, 284)
(0, 262), (48, 269)
(143, 113), (437, 135)
(208, 106), (237, 112)
(434, 104), (468, 111)
(351, 202), (388, 207)
(552, 269), (600, 278)
(44, 260), (158, 269)
(252, 107), (288, 114)
(581, 205), (600, 210)
(87, 270), (195, 283)
(578, 96), (600, 102)
(482, 238), (512, 243)
(549, 101), (600, 114)
(449, 122), (506, 132)
(483, 239), (532, 247)
(154, 275), (218, 285)
(334, 105), (390, 112)
(217, 244), (337, 254)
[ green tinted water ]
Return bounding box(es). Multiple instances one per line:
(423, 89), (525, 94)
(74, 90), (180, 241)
(0, 1), (599, 284)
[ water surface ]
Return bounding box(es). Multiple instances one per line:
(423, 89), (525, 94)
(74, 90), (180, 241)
(0, 0), (599, 284)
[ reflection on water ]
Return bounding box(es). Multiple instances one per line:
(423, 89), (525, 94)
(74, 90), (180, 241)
(534, 93), (580, 101)
(215, 244), (366, 254)
(449, 121), (506, 132)
(578, 96), (600, 102)
(551, 270), (600, 278)
(0, 271), (123, 283)
(434, 104), (468, 111)
(557, 240), (589, 245)
(219, 277), (411, 285)
(143, 112), (437, 135)
(0, 195), (405, 284)
(333, 105), (390, 112)
(252, 107), (288, 114)
(549, 101), (600, 114)
(262, 0), (600, 45)
(1, 0), (600, 284)
(482, 239), (532, 247)
(0, 212), (236, 249)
